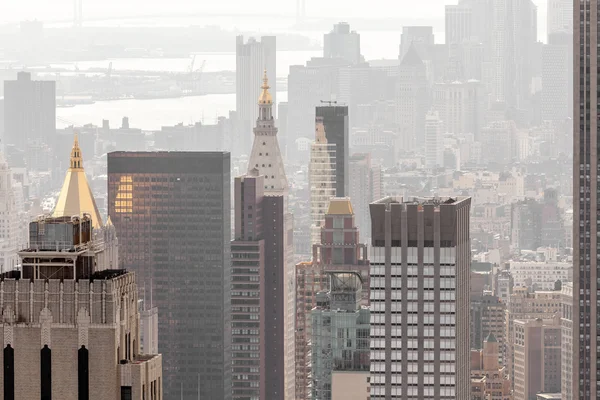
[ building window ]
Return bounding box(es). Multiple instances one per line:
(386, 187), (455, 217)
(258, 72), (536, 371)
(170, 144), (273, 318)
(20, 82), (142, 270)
(41, 345), (51, 400)
(4, 345), (14, 400)
(121, 386), (133, 400)
(78, 346), (89, 400)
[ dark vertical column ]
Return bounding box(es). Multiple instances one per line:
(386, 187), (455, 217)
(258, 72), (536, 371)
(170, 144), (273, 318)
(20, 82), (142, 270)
(41, 345), (51, 400)
(78, 346), (89, 400)
(4, 345), (14, 400)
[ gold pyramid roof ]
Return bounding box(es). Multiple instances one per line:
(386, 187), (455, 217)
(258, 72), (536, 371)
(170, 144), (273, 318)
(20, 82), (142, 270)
(52, 134), (103, 229)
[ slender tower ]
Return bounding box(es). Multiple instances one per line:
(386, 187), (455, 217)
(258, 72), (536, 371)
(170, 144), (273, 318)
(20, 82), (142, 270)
(574, 1), (597, 398)
(244, 70), (295, 400)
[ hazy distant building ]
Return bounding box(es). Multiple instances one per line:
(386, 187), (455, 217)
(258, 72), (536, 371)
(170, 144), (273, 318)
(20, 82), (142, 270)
(445, 4), (472, 45)
(510, 261), (572, 291)
(513, 316), (562, 400)
(542, 31), (573, 122)
(547, 0), (573, 35)
(561, 282), (574, 400)
(399, 26), (434, 61)
(3, 71), (55, 149)
(425, 111), (444, 169)
(245, 72), (295, 400)
(432, 80), (484, 138)
(369, 196), (472, 399)
(481, 120), (518, 165)
(309, 117), (337, 245)
(348, 153), (382, 240)
(316, 105), (349, 197)
(107, 151), (231, 400)
(295, 198), (369, 400)
(310, 273), (370, 400)
(236, 36), (276, 155)
(0, 152), (28, 273)
(395, 44), (429, 151)
(324, 22), (361, 65)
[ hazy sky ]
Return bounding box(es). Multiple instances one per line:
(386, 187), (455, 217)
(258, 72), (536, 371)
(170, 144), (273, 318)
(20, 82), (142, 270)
(2, 0), (547, 24)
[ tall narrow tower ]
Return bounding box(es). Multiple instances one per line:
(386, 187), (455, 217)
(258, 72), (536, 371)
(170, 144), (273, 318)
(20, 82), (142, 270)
(244, 70), (295, 400)
(74, 0), (83, 28)
(574, 1), (597, 398)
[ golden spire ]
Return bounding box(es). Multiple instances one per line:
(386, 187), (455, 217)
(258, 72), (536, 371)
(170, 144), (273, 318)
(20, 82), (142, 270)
(52, 132), (104, 229)
(70, 133), (83, 170)
(258, 68), (272, 105)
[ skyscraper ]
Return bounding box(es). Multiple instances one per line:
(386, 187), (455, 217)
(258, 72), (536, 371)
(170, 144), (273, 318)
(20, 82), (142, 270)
(107, 151), (231, 400)
(243, 71), (295, 399)
(348, 153), (382, 241)
(236, 36), (276, 155)
(574, 1), (598, 397)
(324, 22), (361, 65)
(425, 111), (444, 169)
(309, 117), (337, 245)
(541, 31), (573, 122)
(3, 71), (55, 148)
(316, 105), (349, 197)
(369, 196), (472, 399)
(399, 26), (435, 62)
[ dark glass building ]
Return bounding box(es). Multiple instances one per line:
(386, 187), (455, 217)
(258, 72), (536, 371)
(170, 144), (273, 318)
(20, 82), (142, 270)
(107, 151), (231, 400)
(316, 105), (349, 197)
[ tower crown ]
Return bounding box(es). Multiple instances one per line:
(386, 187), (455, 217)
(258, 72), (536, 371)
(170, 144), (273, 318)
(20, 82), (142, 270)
(258, 69), (272, 105)
(70, 133), (83, 170)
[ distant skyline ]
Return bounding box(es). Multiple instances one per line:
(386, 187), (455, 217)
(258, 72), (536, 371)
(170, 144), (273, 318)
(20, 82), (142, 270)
(2, 0), (549, 39)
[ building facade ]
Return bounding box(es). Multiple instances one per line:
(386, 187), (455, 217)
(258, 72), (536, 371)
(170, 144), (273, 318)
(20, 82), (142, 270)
(470, 334), (512, 400)
(0, 152), (27, 273)
(348, 153), (382, 242)
(470, 294), (506, 358)
(369, 196), (472, 399)
(513, 316), (562, 400)
(107, 151), (231, 400)
(561, 282), (574, 400)
(324, 22), (361, 65)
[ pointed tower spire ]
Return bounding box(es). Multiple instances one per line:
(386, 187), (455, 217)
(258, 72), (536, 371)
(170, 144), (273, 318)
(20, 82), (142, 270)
(258, 68), (272, 105)
(70, 133), (83, 170)
(52, 132), (104, 228)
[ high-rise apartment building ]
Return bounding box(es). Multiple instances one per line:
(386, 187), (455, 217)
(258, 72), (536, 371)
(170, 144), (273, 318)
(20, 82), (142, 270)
(236, 36), (276, 155)
(542, 31), (573, 122)
(432, 80), (484, 138)
(243, 72), (295, 400)
(348, 153), (382, 241)
(107, 151), (231, 400)
(574, 2), (598, 395)
(316, 105), (349, 197)
(324, 22), (361, 65)
(0, 152), (27, 273)
(310, 272), (370, 400)
(3, 71), (55, 148)
(309, 117), (337, 245)
(561, 282), (574, 400)
(547, 0), (573, 36)
(513, 316), (562, 400)
(369, 196), (472, 399)
(295, 198), (369, 400)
